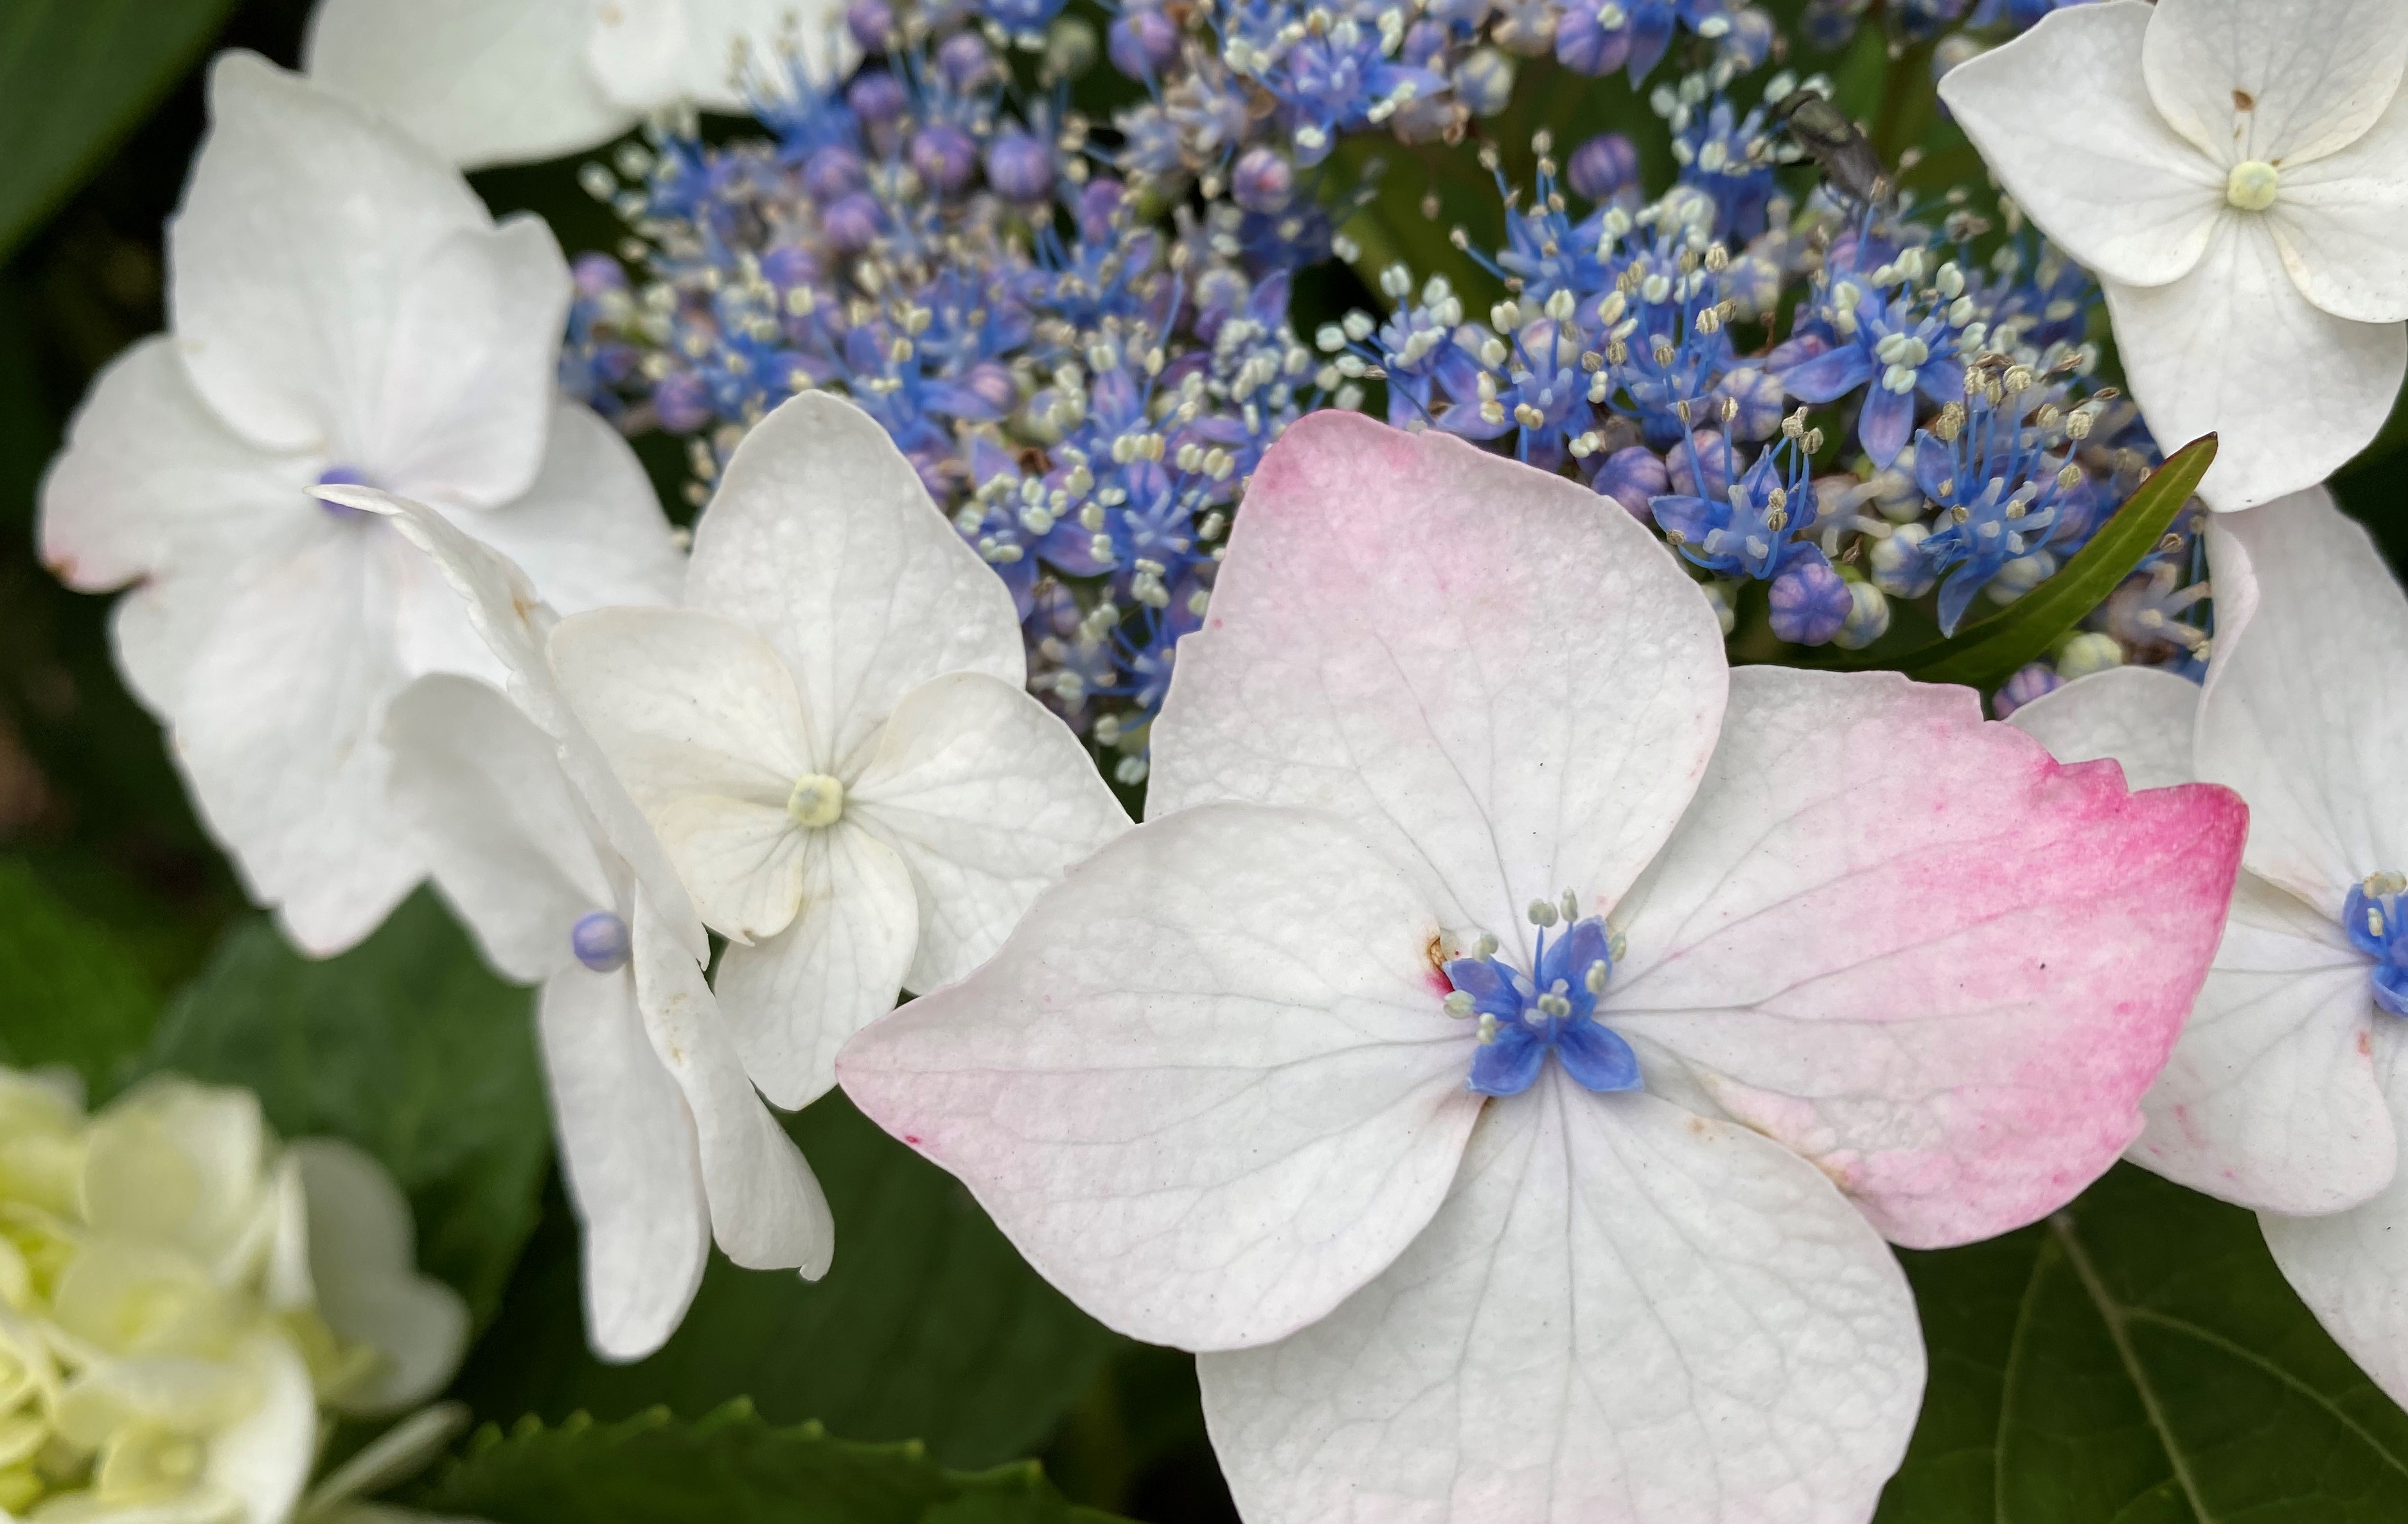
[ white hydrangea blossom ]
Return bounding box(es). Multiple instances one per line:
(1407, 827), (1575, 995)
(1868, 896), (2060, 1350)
(37, 53), (684, 957)
(0, 1069), (466, 1521)
(304, 0), (856, 169)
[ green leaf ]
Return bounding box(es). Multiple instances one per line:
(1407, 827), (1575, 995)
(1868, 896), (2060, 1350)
(0, 856), (161, 1093)
(1877, 1164), (2408, 1522)
(411, 1403), (1131, 1524)
(1897, 434), (2217, 692)
(454, 1090), (1122, 1471)
(139, 890), (550, 1326)
(0, 0), (240, 260)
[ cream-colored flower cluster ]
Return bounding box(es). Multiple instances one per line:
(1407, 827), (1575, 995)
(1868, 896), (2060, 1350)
(0, 1069), (465, 1523)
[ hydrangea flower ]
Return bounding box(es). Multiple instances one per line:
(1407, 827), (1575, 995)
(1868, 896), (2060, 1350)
(540, 393), (1128, 1111)
(2008, 489), (2408, 1406)
(840, 412), (2245, 1521)
(0, 1069), (466, 1520)
(334, 484), (837, 1360)
(35, 54), (683, 955)
(305, 0), (852, 168)
(1940, 0), (2408, 509)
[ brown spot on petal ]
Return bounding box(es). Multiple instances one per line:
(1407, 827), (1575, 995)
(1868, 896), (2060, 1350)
(2233, 89), (2255, 111)
(1424, 932), (1453, 997)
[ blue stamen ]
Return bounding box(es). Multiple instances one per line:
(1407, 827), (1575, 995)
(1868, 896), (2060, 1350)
(2344, 874), (2408, 1016)
(1447, 910), (1641, 1097)
(315, 465), (376, 520)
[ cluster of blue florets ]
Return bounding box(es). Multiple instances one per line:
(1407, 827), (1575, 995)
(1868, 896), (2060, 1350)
(561, 3), (1327, 775)
(563, 0), (2208, 748)
(1321, 54), (2193, 670)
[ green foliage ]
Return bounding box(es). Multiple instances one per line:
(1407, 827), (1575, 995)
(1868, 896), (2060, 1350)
(0, 856), (159, 1093)
(412, 1403), (1130, 1524)
(1897, 434), (2218, 691)
(1878, 1164), (2408, 1522)
(457, 1090), (1122, 1472)
(0, 0), (241, 260)
(141, 890), (550, 1327)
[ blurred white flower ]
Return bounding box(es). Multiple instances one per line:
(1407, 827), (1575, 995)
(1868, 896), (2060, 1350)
(1941, 0), (2408, 511)
(542, 393), (1129, 1112)
(37, 53), (682, 957)
(0, 1070), (468, 1522)
(304, 0), (856, 170)
(339, 485), (835, 1359)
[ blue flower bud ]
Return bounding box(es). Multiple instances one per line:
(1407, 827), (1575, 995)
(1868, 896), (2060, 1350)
(1992, 662), (2062, 719)
(1230, 147), (1295, 214)
(571, 252), (628, 299)
(822, 190), (884, 251)
(803, 144), (867, 202)
(985, 131), (1054, 201)
(1593, 445), (1668, 522)
(1107, 6), (1180, 78)
(651, 371), (712, 433)
(937, 30), (996, 89)
(1769, 555), (1851, 646)
(571, 911), (631, 974)
(1554, 1), (1634, 78)
(1566, 132), (1640, 202)
(845, 0), (897, 52)
(911, 122), (981, 196)
(846, 69), (907, 125)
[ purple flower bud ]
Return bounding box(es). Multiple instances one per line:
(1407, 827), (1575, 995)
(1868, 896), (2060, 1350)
(1107, 7), (1181, 78)
(1713, 367), (1786, 441)
(1991, 662), (2063, 719)
(1554, 3), (1634, 76)
(985, 130), (1054, 201)
(937, 30), (996, 89)
(1667, 429), (1732, 501)
(1398, 17), (1451, 67)
(803, 144), (867, 202)
(1768, 556), (1852, 646)
(1077, 177), (1126, 241)
(957, 359), (1018, 416)
(846, 69), (907, 125)
(571, 910), (632, 973)
(911, 122), (980, 196)
(845, 0), (897, 51)
(1229, 147), (1295, 214)
(984, 0), (1068, 32)
(571, 252), (628, 299)
(759, 242), (822, 290)
(1717, 7), (1776, 71)
(822, 190), (884, 251)
(1566, 132), (1640, 202)
(1593, 446), (1668, 522)
(651, 371), (713, 434)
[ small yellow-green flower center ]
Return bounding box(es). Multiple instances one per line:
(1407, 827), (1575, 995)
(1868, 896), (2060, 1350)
(786, 774), (845, 829)
(2226, 159), (2280, 212)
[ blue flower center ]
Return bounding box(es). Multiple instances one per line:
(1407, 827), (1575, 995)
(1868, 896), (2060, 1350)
(2345, 872), (2408, 1016)
(315, 464), (378, 521)
(1444, 894), (1642, 1097)
(571, 910), (631, 973)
